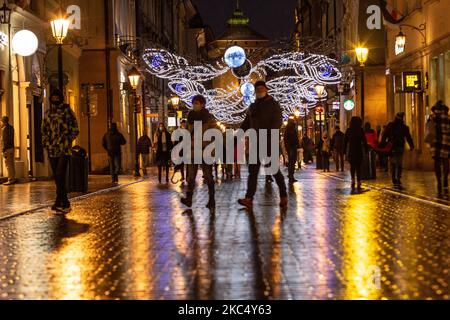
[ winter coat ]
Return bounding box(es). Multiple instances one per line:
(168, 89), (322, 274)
(153, 130), (173, 164)
(102, 129), (126, 157)
(381, 119), (414, 154)
(137, 135), (152, 155)
(42, 104), (79, 157)
(241, 95), (283, 157)
(331, 131), (345, 153)
(2, 124), (14, 152)
(344, 127), (367, 165)
(186, 107), (216, 160)
(284, 124), (300, 150)
(429, 108), (450, 159)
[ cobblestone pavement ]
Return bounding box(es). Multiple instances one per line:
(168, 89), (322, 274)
(0, 175), (139, 219)
(0, 167), (448, 300)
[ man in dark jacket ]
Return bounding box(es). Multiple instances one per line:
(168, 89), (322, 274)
(137, 134), (152, 176)
(238, 81), (288, 209)
(181, 95), (216, 209)
(2, 116), (16, 185)
(102, 123), (127, 184)
(42, 89), (79, 213)
(381, 112), (414, 186)
(331, 126), (345, 172)
(284, 118), (300, 183)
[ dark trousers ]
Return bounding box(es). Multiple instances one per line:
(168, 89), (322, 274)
(390, 153), (404, 182)
(50, 156), (70, 206)
(187, 163), (215, 198)
(434, 157), (449, 189)
(350, 162), (362, 183)
(158, 164), (170, 183)
(246, 163), (287, 199)
(334, 150), (345, 171)
(287, 148), (298, 179)
(109, 155), (121, 181)
(322, 151), (330, 171)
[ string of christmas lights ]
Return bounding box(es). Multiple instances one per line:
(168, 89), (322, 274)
(142, 48), (342, 124)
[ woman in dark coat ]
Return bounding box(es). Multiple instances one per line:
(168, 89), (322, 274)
(344, 117), (367, 191)
(153, 123), (173, 183)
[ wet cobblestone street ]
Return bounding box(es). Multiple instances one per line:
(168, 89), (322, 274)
(0, 167), (448, 300)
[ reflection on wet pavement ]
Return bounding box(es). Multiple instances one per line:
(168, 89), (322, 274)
(0, 167), (448, 300)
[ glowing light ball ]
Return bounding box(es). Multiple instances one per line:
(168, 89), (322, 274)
(12, 30), (39, 57)
(344, 99), (355, 111)
(240, 82), (255, 97)
(224, 46), (246, 69)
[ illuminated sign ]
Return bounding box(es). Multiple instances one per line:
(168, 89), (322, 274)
(402, 71), (422, 92)
(344, 100), (355, 111)
(168, 117), (177, 127)
(332, 101), (341, 110)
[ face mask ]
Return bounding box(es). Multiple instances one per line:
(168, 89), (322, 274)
(193, 103), (203, 112)
(256, 92), (267, 100)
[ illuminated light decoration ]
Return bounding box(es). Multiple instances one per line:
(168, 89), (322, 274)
(232, 59), (252, 79)
(224, 46), (246, 69)
(143, 48), (229, 82)
(12, 30), (39, 57)
(344, 99), (355, 111)
(143, 48), (342, 124)
(240, 82), (255, 97)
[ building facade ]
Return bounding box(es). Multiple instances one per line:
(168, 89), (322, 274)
(385, 0), (450, 170)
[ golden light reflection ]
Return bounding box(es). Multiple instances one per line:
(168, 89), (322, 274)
(123, 187), (154, 300)
(269, 213), (282, 298)
(342, 195), (381, 300)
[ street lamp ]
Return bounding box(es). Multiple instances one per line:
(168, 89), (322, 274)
(170, 95), (180, 108)
(395, 30), (406, 55)
(51, 15), (70, 91)
(314, 83), (326, 139)
(0, 1), (11, 25)
(128, 67), (142, 177)
(355, 47), (369, 122)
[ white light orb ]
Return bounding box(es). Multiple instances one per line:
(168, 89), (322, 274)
(224, 46), (246, 69)
(344, 99), (355, 111)
(240, 82), (255, 97)
(12, 30), (39, 57)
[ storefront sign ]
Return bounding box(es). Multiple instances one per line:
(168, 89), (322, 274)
(332, 101), (341, 110)
(168, 117), (177, 127)
(402, 71), (422, 92)
(344, 99), (355, 111)
(0, 32), (8, 49)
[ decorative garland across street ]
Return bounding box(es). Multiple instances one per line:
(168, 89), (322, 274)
(143, 47), (342, 124)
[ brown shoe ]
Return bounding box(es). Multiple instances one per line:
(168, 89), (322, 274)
(238, 198), (253, 209)
(280, 196), (288, 208)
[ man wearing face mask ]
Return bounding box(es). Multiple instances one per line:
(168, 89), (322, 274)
(181, 95), (216, 209)
(42, 89), (79, 213)
(238, 81), (288, 210)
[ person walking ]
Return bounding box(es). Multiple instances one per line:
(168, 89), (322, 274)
(344, 117), (367, 192)
(137, 133), (152, 177)
(42, 89), (79, 213)
(284, 118), (300, 183)
(426, 101), (450, 194)
(331, 126), (345, 172)
(381, 112), (414, 187)
(318, 132), (331, 172)
(181, 95), (216, 209)
(238, 81), (288, 209)
(1, 116), (16, 185)
(153, 123), (173, 184)
(102, 123), (127, 184)
(302, 134), (314, 164)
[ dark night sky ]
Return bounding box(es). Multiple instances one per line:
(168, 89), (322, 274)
(191, 0), (299, 40)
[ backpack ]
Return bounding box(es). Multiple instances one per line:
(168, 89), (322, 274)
(425, 117), (436, 146)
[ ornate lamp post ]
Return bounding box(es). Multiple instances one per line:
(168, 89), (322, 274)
(50, 15), (70, 91)
(128, 67), (142, 177)
(355, 47), (369, 122)
(315, 84), (326, 137)
(0, 1), (11, 25)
